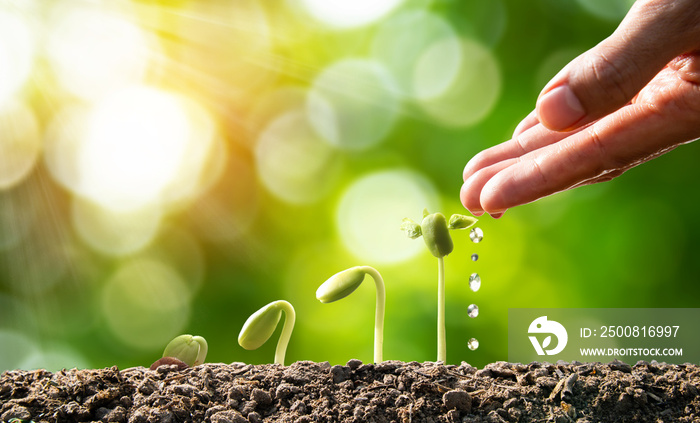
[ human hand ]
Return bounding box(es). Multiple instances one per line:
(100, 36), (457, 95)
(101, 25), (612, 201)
(461, 0), (700, 218)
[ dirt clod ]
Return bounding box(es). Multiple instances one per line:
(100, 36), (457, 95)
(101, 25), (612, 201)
(2, 360), (700, 422)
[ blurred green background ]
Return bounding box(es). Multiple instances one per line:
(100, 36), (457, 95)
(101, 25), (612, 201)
(1, 0), (698, 371)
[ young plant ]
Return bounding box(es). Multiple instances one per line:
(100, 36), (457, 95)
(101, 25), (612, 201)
(401, 209), (477, 362)
(316, 266), (386, 363)
(162, 334), (208, 367)
(238, 300), (296, 365)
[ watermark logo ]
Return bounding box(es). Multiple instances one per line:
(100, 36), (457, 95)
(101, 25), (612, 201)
(528, 316), (568, 355)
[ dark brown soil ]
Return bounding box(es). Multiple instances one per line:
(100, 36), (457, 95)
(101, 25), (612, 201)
(2, 360), (699, 422)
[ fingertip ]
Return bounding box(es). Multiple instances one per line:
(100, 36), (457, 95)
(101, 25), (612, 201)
(488, 211), (506, 219)
(460, 179), (484, 216)
(536, 84), (586, 131)
(479, 171), (512, 215)
(512, 110), (539, 138)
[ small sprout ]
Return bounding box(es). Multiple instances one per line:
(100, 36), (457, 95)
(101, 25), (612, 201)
(162, 334), (208, 367)
(400, 218), (422, 239)
(402, 209), (478, 363)
(448, 214), (478, 230)
(238, 300), (296, 365)
(316, 266), (386, 363)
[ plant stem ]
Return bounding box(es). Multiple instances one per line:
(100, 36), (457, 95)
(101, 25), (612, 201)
(437, 256), (446, 362)
(360, 266), (385, 363)
(274, 300), (296, 366)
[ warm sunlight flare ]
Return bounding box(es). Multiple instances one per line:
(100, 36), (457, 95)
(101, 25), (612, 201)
(77, 86), (213, 212)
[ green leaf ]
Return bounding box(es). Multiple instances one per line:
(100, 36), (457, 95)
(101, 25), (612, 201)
(400, 218), (422, 239)
(423, 208), (430, 218)
(448, 214), (478, 230)
(316, 267), (367, 303)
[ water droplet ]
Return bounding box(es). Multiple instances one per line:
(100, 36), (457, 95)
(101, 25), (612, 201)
(469, 273), (481, 292)
(468, 337), (479, 351)
(469, 227), (483, 243)
(467, 304), (479, 318)
(471, 253), (478, 261)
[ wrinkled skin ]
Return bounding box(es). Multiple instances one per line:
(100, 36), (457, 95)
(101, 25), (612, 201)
(461, 0), (700, 217)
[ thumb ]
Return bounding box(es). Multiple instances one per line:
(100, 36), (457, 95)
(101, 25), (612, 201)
(536, 0), (700, 131)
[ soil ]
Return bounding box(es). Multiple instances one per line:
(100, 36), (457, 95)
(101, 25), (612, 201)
(1, 359), (699, 422)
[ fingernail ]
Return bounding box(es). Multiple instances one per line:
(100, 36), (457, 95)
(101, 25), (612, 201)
(536, 85), (586, 131)
(489, 211), (505, 219)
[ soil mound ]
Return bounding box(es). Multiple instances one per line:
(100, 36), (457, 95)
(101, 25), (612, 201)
(2, 360), (699, 422)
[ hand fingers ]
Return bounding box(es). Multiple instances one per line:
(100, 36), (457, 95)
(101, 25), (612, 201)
(463, 121), (586, 182)
(476, 95), (698, 213)
(536, 0), (700, 132)
(512, 110), (539, 138)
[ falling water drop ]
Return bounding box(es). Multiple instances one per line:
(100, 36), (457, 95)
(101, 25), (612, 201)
(467, 304), (479, 318)
(467, 337), (479, 351)
(468, 273), (481, 292)
(469, 227), (483, 243)
(471, 253), (478, 261)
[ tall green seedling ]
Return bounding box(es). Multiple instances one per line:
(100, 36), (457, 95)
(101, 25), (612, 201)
(238, 300), (296, 365)
(316, 266), (386, 363)
(401, 209), (477, 362)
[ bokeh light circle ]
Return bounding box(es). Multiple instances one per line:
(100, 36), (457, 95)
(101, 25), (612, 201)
(66, 86), (217, 212)
(101, 258), (191, 350)
(307, 59), (400, 151)
(46, 3), (152, 101)
(72, 199), (163, 257)
(0, 100), (41, 190)
(299, 0), (404, 28)
(534, 48), (583, 93)
(256, 110), (340, 204)
(336, 169), (439, 264)
(0, 10), (35, 105)
(371, 10), (459, 98)
(416, 38), (501, 127)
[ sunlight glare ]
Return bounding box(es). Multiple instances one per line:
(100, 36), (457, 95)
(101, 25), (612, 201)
(72, 199), (163, 257)
(0, 100), (41, 190)
(299, 0), (404, 28)
(46, 3), (153, 101)
(0, 10), (36, 105)
(78, 87), (201, 212)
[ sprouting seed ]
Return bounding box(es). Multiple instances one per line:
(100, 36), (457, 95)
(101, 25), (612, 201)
(162, 334), (208, 367)
(238, 300), (296, 366)
(316, 266), (385, 363)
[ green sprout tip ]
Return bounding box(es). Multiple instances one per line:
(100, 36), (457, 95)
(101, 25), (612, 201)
(316, 266), (385, 363)
(238, 300), (296, 365)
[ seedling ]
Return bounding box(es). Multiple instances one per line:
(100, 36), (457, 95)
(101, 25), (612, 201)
(162, 334), (208, 367)
(401, 209), (477, 362)
(238, 300), (296, 365)
(316, 266), (386, 363)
